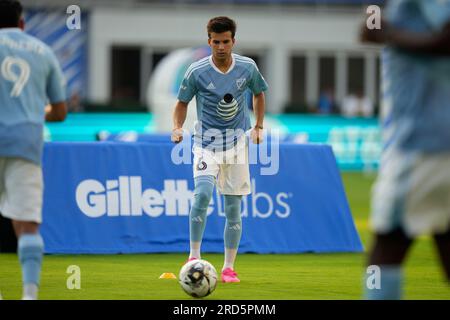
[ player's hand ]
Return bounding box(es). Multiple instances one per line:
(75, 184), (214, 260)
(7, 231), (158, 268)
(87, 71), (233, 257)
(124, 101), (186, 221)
(171, 128), (184, 143)
(250, 126), (263, 144)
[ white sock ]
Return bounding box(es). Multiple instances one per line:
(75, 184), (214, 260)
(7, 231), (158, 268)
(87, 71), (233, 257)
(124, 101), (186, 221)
(189, 241), (201, 259)
(22, 283), (38, 300)
(223, 248), (238, 271)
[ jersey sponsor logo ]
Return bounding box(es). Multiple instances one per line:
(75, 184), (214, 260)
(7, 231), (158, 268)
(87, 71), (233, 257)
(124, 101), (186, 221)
(217, 93), (238, 121)
(75, 177), (292, 219)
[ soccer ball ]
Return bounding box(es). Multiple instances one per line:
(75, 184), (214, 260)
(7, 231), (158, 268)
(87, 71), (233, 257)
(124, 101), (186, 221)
(179, 259), (218, 298)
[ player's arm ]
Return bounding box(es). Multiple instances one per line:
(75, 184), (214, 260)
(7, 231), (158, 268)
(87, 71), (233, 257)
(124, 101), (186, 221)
(251, 92), (265, 144)
(45, 102), (67, 122)
(46, 49), (67, 122)
(361, 19), (450, 56)
(248, 61), (268, 144)
(253, 92), (265, 129)
(172, 64), (197, 143)
(171, 100), (188, 143)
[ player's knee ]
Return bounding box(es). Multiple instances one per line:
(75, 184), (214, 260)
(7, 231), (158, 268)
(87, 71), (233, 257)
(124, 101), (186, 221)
(369, 228), (414, 265)
(194, 190), (212, 208)
(193, 176), (215, 208)
(378, 228), (412, 246)
(193, 182), (213, 208)
(227, 203), (241, 219)
(12, 221), (39, 237)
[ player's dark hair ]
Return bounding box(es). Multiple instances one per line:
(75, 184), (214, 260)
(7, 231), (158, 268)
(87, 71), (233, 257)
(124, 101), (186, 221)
(0, 0), (23, 29)
(207, 16), (236, 39)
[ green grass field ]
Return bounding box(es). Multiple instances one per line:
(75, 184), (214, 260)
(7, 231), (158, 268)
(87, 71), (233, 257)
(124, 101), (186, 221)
(0, 172), (449, 300)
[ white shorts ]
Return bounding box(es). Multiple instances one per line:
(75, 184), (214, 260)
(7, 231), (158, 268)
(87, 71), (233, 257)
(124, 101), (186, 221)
(193, 135), (251, 195)
(0, 157), (43, 224)
(371, 149), (450, 237)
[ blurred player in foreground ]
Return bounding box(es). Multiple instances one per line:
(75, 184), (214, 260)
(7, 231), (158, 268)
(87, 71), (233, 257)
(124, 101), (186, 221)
(361, 0), (450, 299)
(171, 16), (268, 282)
(0, 0), (67, 299)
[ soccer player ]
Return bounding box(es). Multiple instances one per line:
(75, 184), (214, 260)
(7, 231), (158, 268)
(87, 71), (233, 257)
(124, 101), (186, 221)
(171, 16), (268, 283)
(0, 0), (67, 299)
(361, 0), (450, 299)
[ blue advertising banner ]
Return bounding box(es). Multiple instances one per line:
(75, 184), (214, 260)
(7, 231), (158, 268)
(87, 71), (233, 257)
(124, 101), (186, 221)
(41, 142), (363, 254)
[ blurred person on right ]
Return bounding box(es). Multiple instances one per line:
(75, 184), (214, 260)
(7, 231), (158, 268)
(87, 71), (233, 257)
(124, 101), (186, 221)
(361, 0), (450, 299)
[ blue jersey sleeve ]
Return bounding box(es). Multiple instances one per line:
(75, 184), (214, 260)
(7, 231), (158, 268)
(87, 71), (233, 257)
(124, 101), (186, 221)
(250, 66), (269, 95)
(249, 64), (268, 95)
(46, 50), (66, 103)
(177, 67), (198, 103)
(418, 0), (450, 31)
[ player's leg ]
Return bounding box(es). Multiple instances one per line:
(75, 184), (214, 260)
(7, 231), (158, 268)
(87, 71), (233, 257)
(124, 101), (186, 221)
(368, 228), (414, 265)
(223, 194), (242, 272)
(365, 228), (414, 300)
(217, 136), (250, 282)
(409, 153), (450, 283)
(365, 148), (419, 299)
(12, 221), (39, 235)
(429, 154), (450, 283)
(433, 229), (450, 282)
(189, 148), (219, 261)
(12, 220), (43, 300)
(189, 175), (215, 260)
(365, 150), (448, 300)
(0, 158), (44, 300)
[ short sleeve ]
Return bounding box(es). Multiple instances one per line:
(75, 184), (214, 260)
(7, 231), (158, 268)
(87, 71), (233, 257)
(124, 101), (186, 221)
(46, 50), (66, 103)
(249, 64), (268, 95)
(177, 66), (198, 103)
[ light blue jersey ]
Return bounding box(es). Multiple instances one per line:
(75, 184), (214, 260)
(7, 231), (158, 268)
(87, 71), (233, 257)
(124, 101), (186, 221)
(382, 0), (450, 152)
(0, 28), (66, 165)
(178, 54), (268, 151)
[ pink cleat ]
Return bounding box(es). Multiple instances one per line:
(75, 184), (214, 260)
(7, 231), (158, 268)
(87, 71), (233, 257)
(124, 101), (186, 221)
(221, 268), (240, 283)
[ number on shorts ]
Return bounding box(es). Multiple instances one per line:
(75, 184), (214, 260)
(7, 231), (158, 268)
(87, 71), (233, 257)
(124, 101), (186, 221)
(1, 56), (31, 97)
